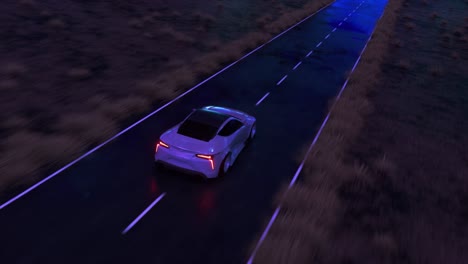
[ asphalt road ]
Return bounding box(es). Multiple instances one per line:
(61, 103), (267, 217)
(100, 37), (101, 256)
(0, 0), (387, 263)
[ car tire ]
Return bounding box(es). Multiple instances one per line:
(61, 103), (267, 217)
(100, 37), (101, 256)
(247, 122), (256, 144)
(219, 153), (231, 177)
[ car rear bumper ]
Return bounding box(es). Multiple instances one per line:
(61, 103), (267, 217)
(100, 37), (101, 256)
(155, 160), (208, 178)
(154, 148), (219, 178)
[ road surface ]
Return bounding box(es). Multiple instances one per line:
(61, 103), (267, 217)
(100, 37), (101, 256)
(0, 0), (387, 263)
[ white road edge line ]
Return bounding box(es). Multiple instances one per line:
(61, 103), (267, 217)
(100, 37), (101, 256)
(246, 7), (385, 264)
(293, 61), (302, 70)
(316, 41), (323, 47)
(122, 193), (166, 235)
(276, 75), (288, 86)
(255, 92), (270, 106)
(289, 114), (330, 188)
(306, 50), (314, 57)
(0, 0), (338, 211)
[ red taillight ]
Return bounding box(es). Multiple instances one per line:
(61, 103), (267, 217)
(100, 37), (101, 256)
(196, 154), (211, 159)
(155, 140), (169, 152)
(196, 154), (214, 170)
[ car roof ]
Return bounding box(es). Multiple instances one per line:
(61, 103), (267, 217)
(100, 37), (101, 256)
(187, 109), (231, 129)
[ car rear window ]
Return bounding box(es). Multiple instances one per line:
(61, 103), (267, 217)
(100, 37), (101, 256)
(177, 119), (218, 142)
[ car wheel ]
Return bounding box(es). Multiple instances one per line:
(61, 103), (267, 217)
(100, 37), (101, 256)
(247, 122), (256, 144)
(219, 153), (231, 177)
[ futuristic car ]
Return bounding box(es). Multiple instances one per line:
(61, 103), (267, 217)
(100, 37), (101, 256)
(154, 106), (256, 178)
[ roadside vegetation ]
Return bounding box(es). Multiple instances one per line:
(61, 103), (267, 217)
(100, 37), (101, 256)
(0, 0), (332, 193)
(251, 0), (468, 263)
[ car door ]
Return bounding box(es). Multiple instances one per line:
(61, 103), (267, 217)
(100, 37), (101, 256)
(218, 119), (247, 161)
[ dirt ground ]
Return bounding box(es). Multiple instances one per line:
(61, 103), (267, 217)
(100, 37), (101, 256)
(252, 0), (468, 263)
(0, 0), (331, 191)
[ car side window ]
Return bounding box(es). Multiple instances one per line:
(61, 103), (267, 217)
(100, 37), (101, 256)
(218, 119), (243, 137)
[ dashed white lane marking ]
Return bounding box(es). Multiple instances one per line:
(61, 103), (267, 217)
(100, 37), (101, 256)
(344, 17), (348, 21)
(332, 27), (337, 32)
(306, 50), (314, 57)
(339, 22), (343, 26)
(276, 75), (288, 85)
(255, 92), (270, 106)
(293, 61), (303, 70)
(316, 41), (323, 47)
(122, 193), (166, 235)
(325, 33), (331, 39)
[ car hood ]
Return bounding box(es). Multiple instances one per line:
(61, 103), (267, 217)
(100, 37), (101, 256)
(160, 127), (218, 155)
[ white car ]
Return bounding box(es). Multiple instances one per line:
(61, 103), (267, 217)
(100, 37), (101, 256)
(154, 106), (256, 178)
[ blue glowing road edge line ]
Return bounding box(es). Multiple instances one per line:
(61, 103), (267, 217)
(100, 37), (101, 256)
(246, 3), (387, 263)
(289, 113), (330, 188)
(122, 193), (166, 235)
(0, 0), (337, 210)
(246, 207), (281, 264)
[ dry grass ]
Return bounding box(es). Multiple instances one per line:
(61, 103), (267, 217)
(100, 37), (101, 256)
(128, 18), (144, 28)
(0, 79), (19, 90)
(440, 20), (448, 27)
(47, 18), (66, 29)
(453, 28), (463, 38)
(253, 184), (338, 264)
(2, 116), (29, 130)
(66, 68), (91, 79)
(0, 131), (84, 191)
(373, 153), (396, 176)
(157, 26), (196, 44)
(450, 51), (460, 59)
(372, 232), (398, 255)
(392, 39), (403, 48)
(1, 62), (27, 77)
(428, 65), (443, 76)
(18, 0), (36, 6)
(395, 59), (411, 70)
(192, 12), (216, 25)
(55, 112), (117, 144)
(89, 96), (151, 121)
(136, 78), (178, 101)
(404, 21), (416, 31)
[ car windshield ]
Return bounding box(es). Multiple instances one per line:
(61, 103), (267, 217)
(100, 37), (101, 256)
(177, 119), (219, 142)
